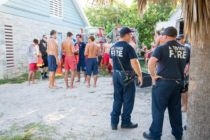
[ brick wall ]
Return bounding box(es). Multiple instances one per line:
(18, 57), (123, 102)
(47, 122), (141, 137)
(0, 12), (81, 79)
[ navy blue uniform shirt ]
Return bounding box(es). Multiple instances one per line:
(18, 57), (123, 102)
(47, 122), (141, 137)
(75, 41), (86, 60)
(110, 41), (137, 71)
(152, 40), (190, 79)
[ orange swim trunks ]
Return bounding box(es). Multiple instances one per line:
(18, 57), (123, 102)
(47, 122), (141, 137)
(64, 56), (76, 70)
(104, 53), (110, 64)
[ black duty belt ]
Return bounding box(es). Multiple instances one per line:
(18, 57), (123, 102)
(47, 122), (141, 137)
(159, 78), (182, 81)
(115, 70), (134, 73)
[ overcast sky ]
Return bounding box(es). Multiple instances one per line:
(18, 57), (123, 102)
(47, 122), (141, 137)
(78, 0), (133, 8)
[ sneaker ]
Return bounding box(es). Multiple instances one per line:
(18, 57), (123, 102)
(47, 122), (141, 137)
(45, 75), (49, 78)
(42, 75), (46, 80)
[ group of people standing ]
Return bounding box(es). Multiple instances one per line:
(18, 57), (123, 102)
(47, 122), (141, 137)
(26, 26), (191, 140)
(26, 30), (113, 89)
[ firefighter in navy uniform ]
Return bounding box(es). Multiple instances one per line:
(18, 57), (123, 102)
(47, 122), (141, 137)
(109, 27), (143, 130)
(143, 27), (190, 140)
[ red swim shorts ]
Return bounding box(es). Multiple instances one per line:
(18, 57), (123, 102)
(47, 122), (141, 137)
(64, 56), (76, 70)
(104, 53), (110, 64)
(147, 53), (151, 59)
(29, 63), (39, 71)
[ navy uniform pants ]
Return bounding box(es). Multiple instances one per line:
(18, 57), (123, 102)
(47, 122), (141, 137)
(110, 71), (136, 126)
(149, 80), (183, 140)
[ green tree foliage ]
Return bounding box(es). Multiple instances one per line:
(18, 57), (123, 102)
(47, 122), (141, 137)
(84, 0), (178, 48)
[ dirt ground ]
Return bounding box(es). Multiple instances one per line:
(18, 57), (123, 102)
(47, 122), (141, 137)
(0, 76), (187, 140)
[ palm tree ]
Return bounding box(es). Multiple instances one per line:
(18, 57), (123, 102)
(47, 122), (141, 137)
(91, 0), (210, 139)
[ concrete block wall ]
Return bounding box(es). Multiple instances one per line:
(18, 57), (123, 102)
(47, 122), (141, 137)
(0, 12), (80, 79)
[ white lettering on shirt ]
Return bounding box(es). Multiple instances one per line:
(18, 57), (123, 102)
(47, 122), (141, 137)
(169, 46), (186, 59)
(111, 47), (123, 57)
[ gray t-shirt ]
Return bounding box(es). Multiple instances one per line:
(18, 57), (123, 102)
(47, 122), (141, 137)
(26, 44), (39, 64)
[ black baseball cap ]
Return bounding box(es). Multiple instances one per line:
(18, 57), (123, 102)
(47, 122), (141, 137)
(120, 27), (135, 36)
(177, 34), (185, 40)
(162, 26), (177, 37)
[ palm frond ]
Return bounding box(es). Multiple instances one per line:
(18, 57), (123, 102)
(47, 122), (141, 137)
(181, 0), (209, 45)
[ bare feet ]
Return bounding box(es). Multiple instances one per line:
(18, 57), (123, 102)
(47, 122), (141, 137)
(94, 85), (97, 87)
(32, 82), (38, 84)
(87, 85), (90, 88)
(182, 107), (187, 112)
(83, 80), (87, 83)
(54, 81), (58, 85)
(49, 86), (59, 89)
(66, 86), (70, 89)
(70, 86), (77, 89)
(75, 80), (80, 83)
(27, 83), (30, 86)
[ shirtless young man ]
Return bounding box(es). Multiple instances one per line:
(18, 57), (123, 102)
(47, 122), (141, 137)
(47, 30), (60, 89)
(84, 35), (100, 88)
(103, 37), (113, 73)
(61, 32), (79, 89)
(151, 28), (165, 52)
(129, 36), (137, 51)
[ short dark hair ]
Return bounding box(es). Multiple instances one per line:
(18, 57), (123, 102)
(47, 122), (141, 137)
(120, 34), (126, 38)
(67, 32), (73, 37)
(88, 35), (95, 42)
(76, 34), (81, 38)
(33, 38), (40, 44)
(50, 30), (57, 36)
(43, 34), (47, 38)
(107, 37), (111, 39)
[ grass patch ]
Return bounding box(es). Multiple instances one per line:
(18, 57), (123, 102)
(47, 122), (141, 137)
(62, 133), (85, 140)
(0, 122), (56, 140)
(0, 72), (42, 85)
(0, 71), (64, 85)
(106, 97), (114, 100)
(1, 133), (33, 140)
(0, 113), (3, 118)
(139, 60), (148, 73)
(98, 69), (112, 77)
(23, 122), (56, 136)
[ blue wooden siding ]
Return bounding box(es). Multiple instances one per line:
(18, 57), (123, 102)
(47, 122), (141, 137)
(0, 0), (85, 29)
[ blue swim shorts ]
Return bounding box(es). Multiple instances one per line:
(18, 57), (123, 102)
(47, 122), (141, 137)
(86, 58), (98, 76)
(48, 55), (57, 72)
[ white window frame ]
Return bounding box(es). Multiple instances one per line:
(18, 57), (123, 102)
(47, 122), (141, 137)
(50, 0), (63, 18)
